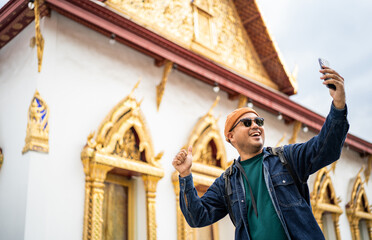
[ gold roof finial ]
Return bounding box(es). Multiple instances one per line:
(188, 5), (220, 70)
(129, 79), (141, 98)
(207, 96), (220, 116)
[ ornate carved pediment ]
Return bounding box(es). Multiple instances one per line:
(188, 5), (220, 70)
(311, 167), (343, 238)
(345, 169), (372, 240)
(105, 0), (277, 89)
(186, 97), (227, 179)
(311, 168), (340, 205)
(82, 81), (164, 177)
(347, 169), (370, 214)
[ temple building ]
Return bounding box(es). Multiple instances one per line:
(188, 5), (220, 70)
(0, 0), (371, 239)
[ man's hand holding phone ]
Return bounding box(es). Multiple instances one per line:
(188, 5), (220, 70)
(318, 58), (336, 90)
(318, 58), (346, 109)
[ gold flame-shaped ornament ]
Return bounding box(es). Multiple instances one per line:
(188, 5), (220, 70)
(0, 148), (3, 170)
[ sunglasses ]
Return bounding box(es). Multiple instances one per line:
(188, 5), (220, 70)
(230, 117), (264, 132)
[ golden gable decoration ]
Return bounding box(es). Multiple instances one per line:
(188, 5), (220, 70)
(22, 90), (49, 154)
(365, 155), (372, 184)
(172, 96), (227, 240)
(190, 0), (217, 58)
(81, 81), (164, 240)
(345, 168), (372, 240)
(0, 148), (3, 170)
(310, 167), (343, 239)
(34, 0), (44, 72)
(106, 0), (276, 89)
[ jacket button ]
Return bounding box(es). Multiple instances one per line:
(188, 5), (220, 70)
(282, 180), (286, 184)
(241, 200), (244, 203)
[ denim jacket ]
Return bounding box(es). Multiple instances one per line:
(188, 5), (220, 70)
(179, 104), (349, 240)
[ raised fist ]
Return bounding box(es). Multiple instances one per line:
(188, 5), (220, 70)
(172, 146), (193, 178)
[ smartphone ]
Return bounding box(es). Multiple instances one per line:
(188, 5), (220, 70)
(318, 58), (336, 90)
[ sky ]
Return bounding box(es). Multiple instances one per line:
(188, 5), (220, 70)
(256, 0), (372, 143)
(1, 0), (371, 143)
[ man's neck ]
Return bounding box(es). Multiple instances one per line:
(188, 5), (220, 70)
(239, 148), (263, 161)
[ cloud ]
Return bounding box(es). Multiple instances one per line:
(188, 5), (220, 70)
(256, 0), (372, 142)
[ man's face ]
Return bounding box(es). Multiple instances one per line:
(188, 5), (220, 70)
(228, 112), (265, 154)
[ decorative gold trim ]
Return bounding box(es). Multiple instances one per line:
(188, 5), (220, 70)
(310, 167), (343, 239)
(211, 224), (220, 240)
(191, 162), (224, 179)
(186, 96), (227, 172)
(275, 133), (287, 147)
(172, 172), (194, 240)
(173, 97), (226, 240)
(237, 95), (247, 109)
(81, 82), (164, 240)
(156, 60), (173, 111)
(142, 175), (162, 240)
(34, 0), (44, 72)
(330, 161), (337, 174)
(86, 162), (113, 240)
(91, 81), (163, 168)
(365, 155), (372, 184)
(345, 168), (372, 240)
(93, 153), (164, 177)
(288, 121), (301, 144)
(172, 171), (220, 240)
(22, 90), (49, 154)
(0, 148), (3, 170)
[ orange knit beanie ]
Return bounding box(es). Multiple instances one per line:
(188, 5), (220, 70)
(224, 107), (259, 141)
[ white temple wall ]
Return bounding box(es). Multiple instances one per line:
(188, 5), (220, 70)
(0, 16), (39, 239)
(0, 11), (370, 240)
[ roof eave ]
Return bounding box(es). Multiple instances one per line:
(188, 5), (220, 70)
(1, 0), (371, 156)
(233, 0), (296, 95)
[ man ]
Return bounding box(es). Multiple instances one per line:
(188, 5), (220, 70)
(172, 66), (349, 239)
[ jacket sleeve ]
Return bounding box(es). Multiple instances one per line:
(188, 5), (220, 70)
(179, 173), (228, 228)
(283, 103), (349, 182)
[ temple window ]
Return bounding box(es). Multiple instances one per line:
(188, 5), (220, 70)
(310, 167), (343, 240)
(172, 97), (227, 240)
(81, 82), (164, 240)
(345, 169), (372, 240)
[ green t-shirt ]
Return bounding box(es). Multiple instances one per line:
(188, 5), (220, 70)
(240, 153), (287, 240)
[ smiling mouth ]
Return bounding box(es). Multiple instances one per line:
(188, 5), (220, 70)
(249, 131), (261, 137)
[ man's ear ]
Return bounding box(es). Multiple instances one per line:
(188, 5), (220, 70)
(227, 132), (234, 143)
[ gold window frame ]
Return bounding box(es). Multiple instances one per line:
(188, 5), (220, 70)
(310, 167), (343, 239)
(172, 97), (227, 240)
(346, 169), (372, 240)
(103, 174), (134, 240)
(81, 82), (164, 240)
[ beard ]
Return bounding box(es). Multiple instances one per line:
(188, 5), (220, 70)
(236, 137), (264, 155)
